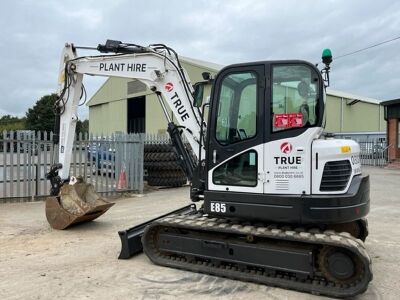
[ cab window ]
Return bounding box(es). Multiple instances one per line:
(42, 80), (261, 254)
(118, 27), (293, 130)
(271, 65), (319, 132)
(215, 72), (257, 145)
(213, 150), (257, 187)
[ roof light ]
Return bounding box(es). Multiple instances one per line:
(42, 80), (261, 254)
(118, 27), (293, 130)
(322, 48), (333, 66)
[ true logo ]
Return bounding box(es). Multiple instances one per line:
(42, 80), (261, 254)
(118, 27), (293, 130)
(275, 142), (301, 165)
(165, 82), (174, 92)
(280, 142), (292, 154)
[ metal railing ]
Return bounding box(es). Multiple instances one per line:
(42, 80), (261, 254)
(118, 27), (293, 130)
(0, 130), (144, 203)
(358, 141), (390, 167)
(329, 133), (389, 167)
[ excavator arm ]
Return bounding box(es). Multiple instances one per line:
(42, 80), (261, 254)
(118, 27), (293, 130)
(53, 40), (205, 184)
(46, 40), (207, 229)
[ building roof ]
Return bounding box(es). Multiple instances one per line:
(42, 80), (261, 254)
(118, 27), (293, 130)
(179, 56), (223, 72)
(326, 88), (381, 105)
(381, 98), (400, 106)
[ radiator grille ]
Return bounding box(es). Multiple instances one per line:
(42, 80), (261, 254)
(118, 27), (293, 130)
(320, 160), (352, 192)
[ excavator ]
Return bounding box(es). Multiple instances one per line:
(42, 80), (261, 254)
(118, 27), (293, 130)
(46, 40), (372, 298)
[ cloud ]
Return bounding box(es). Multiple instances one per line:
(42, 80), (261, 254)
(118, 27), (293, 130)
(63, 9), (103, 29)
(0, 0), (399, 118)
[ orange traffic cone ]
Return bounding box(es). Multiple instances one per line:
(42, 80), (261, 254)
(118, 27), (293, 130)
(117, 167), (127, 190)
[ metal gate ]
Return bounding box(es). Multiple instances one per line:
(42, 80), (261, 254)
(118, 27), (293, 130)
(329, 133), (389, 167)
(358, 141), (389, 167)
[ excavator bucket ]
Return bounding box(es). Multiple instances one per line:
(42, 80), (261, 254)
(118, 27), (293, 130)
(45, 182), (114, 230)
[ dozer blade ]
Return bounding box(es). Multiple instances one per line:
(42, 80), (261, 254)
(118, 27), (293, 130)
(45, 182), (114, 230)
(118, 204), (196, 259)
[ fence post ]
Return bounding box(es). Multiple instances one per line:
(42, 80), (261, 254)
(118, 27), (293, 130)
(16, 131), (21, 199)
(2, 130), (6, 198)
(139, 133), (144, 193)
(30, 131), (34, 201)
(35, 163), (39, 197)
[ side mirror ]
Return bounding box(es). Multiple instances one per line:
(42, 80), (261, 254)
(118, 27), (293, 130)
(193, 83), (205, 107)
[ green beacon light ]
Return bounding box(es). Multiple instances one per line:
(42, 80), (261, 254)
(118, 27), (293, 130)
(320, 48), (332, 87)
(322, 48), (333, 66)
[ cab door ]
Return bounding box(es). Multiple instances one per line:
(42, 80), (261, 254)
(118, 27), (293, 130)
(207, 64), (265, 194)
(264, 62), (324, 195)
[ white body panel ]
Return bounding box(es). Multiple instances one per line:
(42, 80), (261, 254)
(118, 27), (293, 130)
(208, 128), (321, 195)
(264, 127), (322, 194)
(208, 127), (361, 196)
(311, 138), (361, 194)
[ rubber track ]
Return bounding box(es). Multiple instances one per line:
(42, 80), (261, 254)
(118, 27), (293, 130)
(144, 143), (192, 153)
(144, 144), (174, 153)
(146, 168), (187, 187)
(144, 161), (184, 171)
(142, 213), (372, 298)
(144, 152), (177, 162)
(147, 170), (186, 179)
(146, 176), (187, 187)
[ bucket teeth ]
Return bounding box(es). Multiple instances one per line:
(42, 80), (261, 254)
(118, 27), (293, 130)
(45, 182), (114, 230)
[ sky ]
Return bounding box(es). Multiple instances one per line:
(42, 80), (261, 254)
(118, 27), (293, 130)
(1, 0), (399, 119)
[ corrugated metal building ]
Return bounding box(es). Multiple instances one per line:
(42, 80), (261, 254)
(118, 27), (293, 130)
(86, 57), (385, 135)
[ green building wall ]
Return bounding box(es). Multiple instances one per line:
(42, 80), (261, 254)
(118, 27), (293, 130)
(87, 59), (385, 135)
(324, 95), (385, 133)
(89, 99), (127, 134)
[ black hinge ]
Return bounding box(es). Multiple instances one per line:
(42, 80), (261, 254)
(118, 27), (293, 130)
(259, 76), (267, 89)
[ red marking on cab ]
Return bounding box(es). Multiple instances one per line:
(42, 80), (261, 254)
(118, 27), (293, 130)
(165, 82), (174, 92)
(274, 113), (303, 129)
(280, 142), (293, 154)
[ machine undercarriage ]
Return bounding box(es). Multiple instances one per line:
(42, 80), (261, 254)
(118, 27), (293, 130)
(141, 210), (372, 298)
(118, 200), (371, 298)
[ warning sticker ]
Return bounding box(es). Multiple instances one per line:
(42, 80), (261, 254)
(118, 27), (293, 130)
(274, 113), (303, 129)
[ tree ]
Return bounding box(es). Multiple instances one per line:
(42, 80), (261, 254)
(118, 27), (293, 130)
(25, 94), (57, 132)
(0, 115), (26, 131)
(76, 119), (89, 135)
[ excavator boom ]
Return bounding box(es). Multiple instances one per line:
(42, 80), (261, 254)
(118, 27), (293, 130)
(46, 40), (206, 229)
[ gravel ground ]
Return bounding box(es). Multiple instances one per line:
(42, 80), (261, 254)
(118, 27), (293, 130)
(0, 166), (399, 300)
